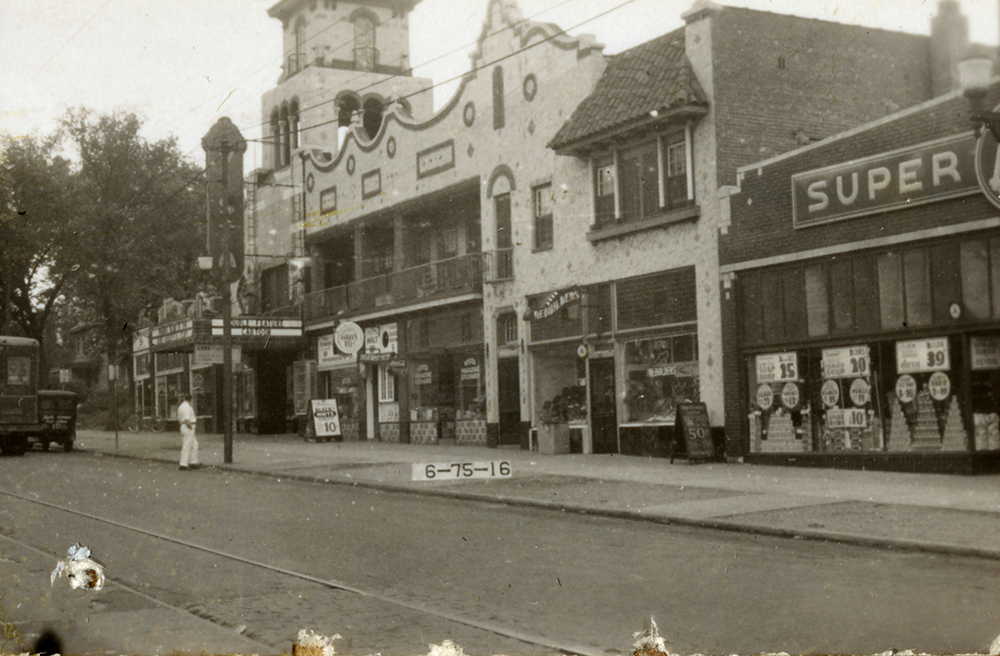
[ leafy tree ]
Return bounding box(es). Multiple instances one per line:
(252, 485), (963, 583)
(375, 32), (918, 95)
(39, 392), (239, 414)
(0, 133), (78, 374)
(57, 108), (208, 371)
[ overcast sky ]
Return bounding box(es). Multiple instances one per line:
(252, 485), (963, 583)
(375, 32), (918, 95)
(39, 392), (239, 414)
(2, 0), (998, 170)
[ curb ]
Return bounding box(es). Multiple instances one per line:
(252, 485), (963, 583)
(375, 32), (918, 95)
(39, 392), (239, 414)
(78, 445), (1000, 562)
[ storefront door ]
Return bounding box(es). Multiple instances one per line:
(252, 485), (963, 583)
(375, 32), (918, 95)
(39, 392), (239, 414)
(589, 357), (618, 453)
(497, 357), (521, 445)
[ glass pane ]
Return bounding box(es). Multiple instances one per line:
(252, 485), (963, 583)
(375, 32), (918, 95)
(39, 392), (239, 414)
(877, 252), (904, 330)
(961, 240), (990, 320)
(804, 265), (829, 336)
(830, 260), (854, 331)
(903, 248), (931, 327)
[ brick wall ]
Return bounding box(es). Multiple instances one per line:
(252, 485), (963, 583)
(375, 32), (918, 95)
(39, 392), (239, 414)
(720, 87), (1000, 267)
(710, 7), (935, 188)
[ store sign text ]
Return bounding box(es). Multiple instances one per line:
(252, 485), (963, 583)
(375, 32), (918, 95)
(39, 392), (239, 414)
(971, 336), (1000, 370)
(529, 288), (581, 321)
(792, 135), (977, 228)
(896, 337), (950, 374)
(821, 346), (869, 379)
(756, 353), (798, 383)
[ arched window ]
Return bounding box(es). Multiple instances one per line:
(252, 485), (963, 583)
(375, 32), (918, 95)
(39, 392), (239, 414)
(354, 14), (376, 71)
(337, 95), (360, 148)
(279, 104), (290, 167)
(270, 108), (281, 168)
(289, 98), (300, 151)
(292, 19), (306, 74)
(493, 67), (505, 130)
(363, 98), (383, 139)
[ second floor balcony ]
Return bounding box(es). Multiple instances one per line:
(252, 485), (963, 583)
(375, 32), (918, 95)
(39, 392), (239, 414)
(304, 252), (482, 322)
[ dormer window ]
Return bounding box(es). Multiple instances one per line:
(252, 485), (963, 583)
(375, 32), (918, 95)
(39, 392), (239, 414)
(592, 128), (693, 228)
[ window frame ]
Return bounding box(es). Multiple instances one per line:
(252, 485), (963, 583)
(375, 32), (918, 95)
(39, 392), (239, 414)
(533, 183), (554, 251)
(591, 129), (692, 228)
(377, 364), (396, 402)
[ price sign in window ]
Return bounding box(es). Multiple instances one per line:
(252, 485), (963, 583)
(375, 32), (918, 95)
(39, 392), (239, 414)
(756, 352), (798, 383)
(896, 337), (950, 373)
(821, 346), (870, 379)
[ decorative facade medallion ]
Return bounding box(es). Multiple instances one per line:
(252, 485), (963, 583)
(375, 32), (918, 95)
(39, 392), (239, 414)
(387, 136), (397, 158)
(523, 74), (538, 101)
(346, 155), (356, 176)
(306, 173), (315, 192)
(463, 102), (476, 127)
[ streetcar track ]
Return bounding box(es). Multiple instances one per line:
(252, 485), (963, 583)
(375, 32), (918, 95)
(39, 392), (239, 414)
(0, 530), (276, 649)
(0, 486), (607, 656)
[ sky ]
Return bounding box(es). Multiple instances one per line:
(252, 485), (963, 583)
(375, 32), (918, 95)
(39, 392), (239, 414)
(1, 0), (999, 171)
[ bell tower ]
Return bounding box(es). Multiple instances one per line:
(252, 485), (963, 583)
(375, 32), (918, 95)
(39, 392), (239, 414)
(262, 0), (432, 170)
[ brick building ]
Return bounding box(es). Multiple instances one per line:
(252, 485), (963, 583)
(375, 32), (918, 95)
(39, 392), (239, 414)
(718, 70), (1000, 473)
(194, 0), (979, 452)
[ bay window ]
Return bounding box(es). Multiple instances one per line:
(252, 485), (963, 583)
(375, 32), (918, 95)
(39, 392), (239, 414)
(592, 129), (692, 228)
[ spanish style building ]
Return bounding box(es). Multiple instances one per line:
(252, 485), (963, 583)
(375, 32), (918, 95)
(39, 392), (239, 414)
(136, 0), (982, 464)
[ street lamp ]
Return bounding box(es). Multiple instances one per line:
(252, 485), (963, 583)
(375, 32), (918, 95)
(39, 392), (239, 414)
(202, 118), (246, 464)
(959, 57), (1000, 140)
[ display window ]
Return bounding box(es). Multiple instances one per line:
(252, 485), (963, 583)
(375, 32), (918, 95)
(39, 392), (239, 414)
(534, 346), (586, 424)
(623, 334), (698, 424)
(408, 358), (439, 422)
(815, 345), (881, 452)
(747, 351), (811, 452)
(970, 335), (1000, 451)
(457, 355), (485, 420)
(879, 336), (968, 452)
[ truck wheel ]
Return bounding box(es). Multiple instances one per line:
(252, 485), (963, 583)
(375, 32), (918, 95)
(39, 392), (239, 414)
(41, 440), (50, 452)
(12, 437), (28, 456)
(64, 440), (74, 452)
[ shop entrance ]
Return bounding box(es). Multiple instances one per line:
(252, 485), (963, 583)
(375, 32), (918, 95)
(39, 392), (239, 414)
(255, 350), (293, 434)
(497, 357), (521, 445)
(589, 357), (618, 453)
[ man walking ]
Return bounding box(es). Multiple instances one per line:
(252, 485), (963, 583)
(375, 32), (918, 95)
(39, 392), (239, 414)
(177, 394), (200, 470)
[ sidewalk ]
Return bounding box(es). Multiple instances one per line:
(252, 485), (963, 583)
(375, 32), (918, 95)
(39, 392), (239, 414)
(73, 429), (1000, 559)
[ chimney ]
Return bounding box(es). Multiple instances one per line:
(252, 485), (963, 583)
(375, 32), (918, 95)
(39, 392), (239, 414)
(930, 0), (970, 96)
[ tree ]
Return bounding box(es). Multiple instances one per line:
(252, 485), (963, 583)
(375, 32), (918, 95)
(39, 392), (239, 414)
(57, 108), (207, 370)
(0, 133), (78, 375)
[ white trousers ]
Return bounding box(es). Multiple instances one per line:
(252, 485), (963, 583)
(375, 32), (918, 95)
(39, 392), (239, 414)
(180, 426), (200, 467)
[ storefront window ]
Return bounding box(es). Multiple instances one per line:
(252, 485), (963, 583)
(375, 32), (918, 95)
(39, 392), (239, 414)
(623, 335), (698, 424)
(816, 345), (880, 452)
(882, 336), (967, 452)
(408, 358), (439, 422)
(535, 347), (586, 424)
(970, 335), (1000, 451)
(748, 351), (810, 453)
(457, 355), (485, 420)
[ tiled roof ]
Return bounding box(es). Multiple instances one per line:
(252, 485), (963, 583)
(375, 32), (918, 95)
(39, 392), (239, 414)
(549, 28), (708, 152)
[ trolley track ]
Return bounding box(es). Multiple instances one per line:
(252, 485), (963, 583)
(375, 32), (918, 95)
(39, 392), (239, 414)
(0, 484), (604, 656)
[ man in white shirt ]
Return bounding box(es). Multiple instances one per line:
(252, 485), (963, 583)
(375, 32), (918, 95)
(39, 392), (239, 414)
(177, 394), (200, 471)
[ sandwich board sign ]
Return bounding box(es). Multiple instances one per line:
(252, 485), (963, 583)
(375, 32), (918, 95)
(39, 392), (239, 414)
(311, 399), (341, 439)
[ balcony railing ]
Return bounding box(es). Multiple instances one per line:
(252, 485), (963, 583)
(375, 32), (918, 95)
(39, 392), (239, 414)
(303, 253), (482, 321)
(483, 248), (514, 283)
(354, 47), (379, 72)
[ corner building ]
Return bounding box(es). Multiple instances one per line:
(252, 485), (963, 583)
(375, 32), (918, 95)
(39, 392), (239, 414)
(248, 0), (972, 453)
(719, 79), (1000, 474)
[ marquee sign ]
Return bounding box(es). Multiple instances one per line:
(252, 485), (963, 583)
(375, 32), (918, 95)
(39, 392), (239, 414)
(792, 134), (978, 228)
(211, 317), (302, 338)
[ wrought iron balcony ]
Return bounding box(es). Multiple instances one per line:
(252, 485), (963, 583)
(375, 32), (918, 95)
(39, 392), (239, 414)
(303, 253), (482, 321)
(483, 248), (514, 283)
(354, 47), (379, 72)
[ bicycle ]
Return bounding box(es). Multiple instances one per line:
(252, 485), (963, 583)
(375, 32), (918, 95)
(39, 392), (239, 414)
(125, 414), (166, 433)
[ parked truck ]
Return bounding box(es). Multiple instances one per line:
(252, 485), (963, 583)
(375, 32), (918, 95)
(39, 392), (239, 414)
(0, 336), (40, 455)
